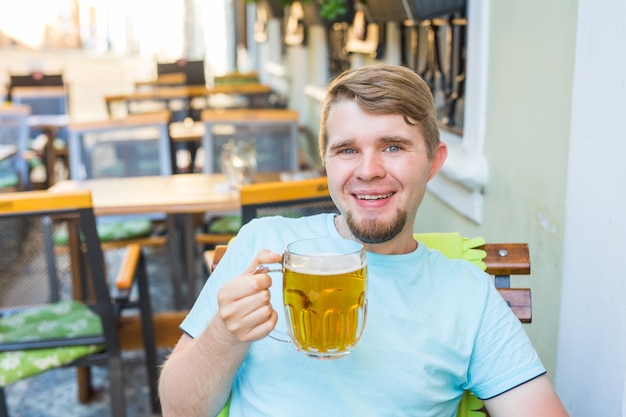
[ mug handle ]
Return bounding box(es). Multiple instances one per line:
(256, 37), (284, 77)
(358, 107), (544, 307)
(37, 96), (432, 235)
(253, 264), (291, 343)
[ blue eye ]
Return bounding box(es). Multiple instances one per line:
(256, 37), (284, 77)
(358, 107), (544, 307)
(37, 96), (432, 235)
(385, 145), (402, 152)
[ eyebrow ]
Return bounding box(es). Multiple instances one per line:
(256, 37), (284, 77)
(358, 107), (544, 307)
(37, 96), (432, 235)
(328, 136), (415, 151)
(327, 139), (356, 152)
(378, 136), (415, 147)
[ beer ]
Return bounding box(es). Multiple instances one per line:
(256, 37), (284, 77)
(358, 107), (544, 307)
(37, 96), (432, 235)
(283, 265), (367, 358)
(258, 237), (368, 358)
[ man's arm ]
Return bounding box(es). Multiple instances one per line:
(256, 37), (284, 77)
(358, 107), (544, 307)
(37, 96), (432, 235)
(158, 250), (282, 417)
(483, 374), (569, 417)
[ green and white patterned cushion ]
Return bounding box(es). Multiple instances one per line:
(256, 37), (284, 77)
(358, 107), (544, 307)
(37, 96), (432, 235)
(0, 300), (104, 387)
(52, 218), (153, 244)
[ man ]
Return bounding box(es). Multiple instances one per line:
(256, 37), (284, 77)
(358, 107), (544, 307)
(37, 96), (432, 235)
(158, 64), (568, 416)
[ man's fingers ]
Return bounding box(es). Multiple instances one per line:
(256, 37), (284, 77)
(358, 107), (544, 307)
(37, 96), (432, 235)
(244, 249), (282, 275)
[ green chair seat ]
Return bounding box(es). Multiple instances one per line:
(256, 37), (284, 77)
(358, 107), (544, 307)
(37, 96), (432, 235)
(53, 218), (153, 244)
(96, 218), (153, 241)
(207, 214), (242, 234)
(0, 300), (104, 387)
(0, 172), (19, 189)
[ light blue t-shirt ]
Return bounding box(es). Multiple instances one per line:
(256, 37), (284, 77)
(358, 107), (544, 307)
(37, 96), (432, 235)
(181, 214), (545, 417)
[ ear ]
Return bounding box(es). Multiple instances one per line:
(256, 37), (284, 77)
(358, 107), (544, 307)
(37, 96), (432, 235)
(427, 141), (448, 181)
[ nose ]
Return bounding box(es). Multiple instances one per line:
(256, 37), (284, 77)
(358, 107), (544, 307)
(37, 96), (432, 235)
(354, 150), (386, 181)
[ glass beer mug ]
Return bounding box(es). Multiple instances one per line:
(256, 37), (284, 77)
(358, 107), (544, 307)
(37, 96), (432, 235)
(219, 139), (257, 189)
(257, 237), (368, 359)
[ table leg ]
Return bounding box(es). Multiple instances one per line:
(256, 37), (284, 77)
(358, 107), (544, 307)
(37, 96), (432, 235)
(166, 214), (186, 309)
(39, 126), (60, 188)
(182, 213), (198, 305)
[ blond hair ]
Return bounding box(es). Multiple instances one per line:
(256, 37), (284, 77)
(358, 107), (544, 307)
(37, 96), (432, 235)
(319, 64), (440, 160)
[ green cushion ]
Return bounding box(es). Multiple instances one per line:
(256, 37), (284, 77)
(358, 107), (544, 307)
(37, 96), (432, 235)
(456, 390), (489, 416)
(0, 172), (19, 188)
(208, 214), (241, 234)
(53, 218), (153, 244)
(0, 300), (104, 387)
(414, 232), (487, 271)
(97, 218), (153, 241)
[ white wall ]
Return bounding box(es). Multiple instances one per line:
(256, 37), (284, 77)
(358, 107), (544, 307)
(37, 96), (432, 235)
(555, 0), (626, 415)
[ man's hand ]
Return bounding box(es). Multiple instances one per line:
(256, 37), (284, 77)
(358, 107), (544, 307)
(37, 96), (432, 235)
(216, 249), (283, 342)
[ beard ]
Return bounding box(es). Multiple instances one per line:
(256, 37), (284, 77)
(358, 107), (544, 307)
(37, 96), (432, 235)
(345, 207), (408, 244)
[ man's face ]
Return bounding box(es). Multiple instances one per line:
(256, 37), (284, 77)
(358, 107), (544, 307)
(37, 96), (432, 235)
(324, 100), (446, 247)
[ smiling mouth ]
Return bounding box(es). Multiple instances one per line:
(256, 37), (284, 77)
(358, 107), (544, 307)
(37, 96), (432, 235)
(355, 193), (393, 201)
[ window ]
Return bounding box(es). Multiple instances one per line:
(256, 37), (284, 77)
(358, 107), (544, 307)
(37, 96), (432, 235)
(424, 0), (488, 223)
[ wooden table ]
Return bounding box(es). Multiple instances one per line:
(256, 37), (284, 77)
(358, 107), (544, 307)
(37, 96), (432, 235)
(105, 83), (273, 118)
(49, 173), (278, 308)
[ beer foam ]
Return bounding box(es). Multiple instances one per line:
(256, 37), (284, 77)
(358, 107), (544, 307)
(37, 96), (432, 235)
(289, 253), (365, 275)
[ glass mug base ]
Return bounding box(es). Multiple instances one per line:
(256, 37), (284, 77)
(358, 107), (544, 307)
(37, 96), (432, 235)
(268, 331), (352, 359)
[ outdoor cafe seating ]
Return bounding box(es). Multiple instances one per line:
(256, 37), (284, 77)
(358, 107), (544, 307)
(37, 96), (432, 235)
(0, 189), (160, 416)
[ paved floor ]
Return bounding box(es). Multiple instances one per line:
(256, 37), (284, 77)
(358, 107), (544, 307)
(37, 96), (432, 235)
(3, 245), (189, 417)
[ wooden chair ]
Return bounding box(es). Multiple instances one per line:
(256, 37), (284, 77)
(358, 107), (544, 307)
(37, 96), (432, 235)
(10, 85), (70, 187)
(67, 110), (173, 180)
(0, 190), (159, 416)
(10, 86), (68, 116)
(65, 111), (172, 247)
(157, 59), (206, 87)
(0, 105), (30, 191)
(206, 234), (531, 417)
(199, 108), (300, 174)
(6, 72), (65, 103)
(155, 59), (207, 121)
(135, 72), (188, 90)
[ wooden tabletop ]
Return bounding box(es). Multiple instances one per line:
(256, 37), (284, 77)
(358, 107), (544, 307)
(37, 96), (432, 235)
(105, 83), (272, 103)
(11, 86), (67, 99)
(48, 172), (281, 216)
(28, 114), (70, 128)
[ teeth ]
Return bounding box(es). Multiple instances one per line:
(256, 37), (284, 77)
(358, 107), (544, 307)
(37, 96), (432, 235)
(356, 193), (392, 200)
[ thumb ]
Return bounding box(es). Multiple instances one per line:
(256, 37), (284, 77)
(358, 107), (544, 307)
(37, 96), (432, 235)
(244, 249), (282, 275)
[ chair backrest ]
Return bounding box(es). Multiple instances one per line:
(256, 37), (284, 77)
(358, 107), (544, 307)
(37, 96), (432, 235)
(0, 190), (118, 350)
(10, 86), (68, 115)
(200, 108), (300, 174)
(0, 105), (31, 189)
(157, 59), (206, 86)
(67, 111), (172, 180)
(7, 72), (64, 101)
(240, 176), (338, 225)
(8, 72), (64, 88)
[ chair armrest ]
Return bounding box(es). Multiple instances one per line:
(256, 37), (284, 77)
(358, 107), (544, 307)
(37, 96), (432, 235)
(115, 243), (142, 290)
(203, 245), (228, 274)
(482, 243), (530, 275)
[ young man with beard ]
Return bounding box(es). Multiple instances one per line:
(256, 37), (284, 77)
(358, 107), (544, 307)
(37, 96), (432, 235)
(158, 64), (568, 417)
